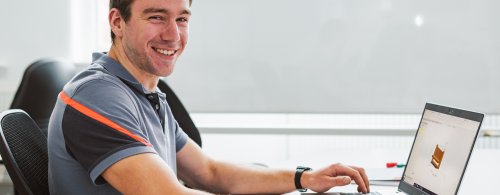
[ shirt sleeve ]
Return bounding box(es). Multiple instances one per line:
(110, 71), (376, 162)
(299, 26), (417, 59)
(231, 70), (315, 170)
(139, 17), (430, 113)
(60, 79), (156, 185)
(174, 121), (188, 152)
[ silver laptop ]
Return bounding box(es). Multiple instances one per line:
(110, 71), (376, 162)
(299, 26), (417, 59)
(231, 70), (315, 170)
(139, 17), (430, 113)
(304, 103), (484, 195)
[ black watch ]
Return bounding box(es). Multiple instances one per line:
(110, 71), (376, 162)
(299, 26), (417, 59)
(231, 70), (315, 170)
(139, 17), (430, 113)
(295, 166), (312, 192)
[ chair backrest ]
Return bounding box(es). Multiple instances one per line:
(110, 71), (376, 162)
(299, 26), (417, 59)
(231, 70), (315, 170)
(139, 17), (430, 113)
(0, 109), (49, 195)
(10, 58), (77, 134)
(157, 79), (202, 147)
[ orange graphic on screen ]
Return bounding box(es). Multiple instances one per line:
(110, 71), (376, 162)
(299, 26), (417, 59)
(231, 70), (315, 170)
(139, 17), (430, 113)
(431, 144), (445, 169)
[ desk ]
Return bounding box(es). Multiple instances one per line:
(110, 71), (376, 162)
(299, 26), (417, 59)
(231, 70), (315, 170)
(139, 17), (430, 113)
(459, 149), (498, 194)
(282, 149), (499, 194)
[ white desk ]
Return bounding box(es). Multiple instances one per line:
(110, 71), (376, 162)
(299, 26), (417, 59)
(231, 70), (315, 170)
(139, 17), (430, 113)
(282, 149), (499, 194)
(458, 149), (499, 194)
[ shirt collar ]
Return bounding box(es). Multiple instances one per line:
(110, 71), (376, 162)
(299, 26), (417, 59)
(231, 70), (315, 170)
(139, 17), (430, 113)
(91, 52), (165, 97)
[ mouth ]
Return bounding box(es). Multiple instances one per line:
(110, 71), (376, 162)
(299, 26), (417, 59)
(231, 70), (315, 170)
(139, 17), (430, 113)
(153, 47), (177, 56)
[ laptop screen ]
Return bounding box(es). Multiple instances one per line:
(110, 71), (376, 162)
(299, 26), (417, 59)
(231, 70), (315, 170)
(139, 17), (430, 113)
(399, 104), (483, 195)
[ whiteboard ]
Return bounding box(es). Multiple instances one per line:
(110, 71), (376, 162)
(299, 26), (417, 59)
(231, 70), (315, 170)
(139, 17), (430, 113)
(168, 0), (500, 114)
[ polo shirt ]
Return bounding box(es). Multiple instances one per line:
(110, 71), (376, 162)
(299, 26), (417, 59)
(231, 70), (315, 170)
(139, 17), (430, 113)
(47, 52), (188, 194)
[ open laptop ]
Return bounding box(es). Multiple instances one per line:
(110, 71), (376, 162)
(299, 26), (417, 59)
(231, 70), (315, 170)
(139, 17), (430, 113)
(304, 103), (484, 195)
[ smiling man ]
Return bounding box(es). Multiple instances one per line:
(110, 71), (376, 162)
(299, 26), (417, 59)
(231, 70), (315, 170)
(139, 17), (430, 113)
(47, 0), (370, 194)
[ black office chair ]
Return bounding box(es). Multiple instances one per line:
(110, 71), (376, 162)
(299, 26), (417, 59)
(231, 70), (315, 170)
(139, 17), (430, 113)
(10, 58), (77, 135)
(157, 79), (202, 147)
(0, 109), (49, 195)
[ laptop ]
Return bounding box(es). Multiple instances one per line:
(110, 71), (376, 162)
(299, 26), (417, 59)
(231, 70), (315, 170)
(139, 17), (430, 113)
(304, 103), (484, 195)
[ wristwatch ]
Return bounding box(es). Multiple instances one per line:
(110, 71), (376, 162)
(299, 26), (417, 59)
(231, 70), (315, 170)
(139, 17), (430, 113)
(295, 166), (312, 192)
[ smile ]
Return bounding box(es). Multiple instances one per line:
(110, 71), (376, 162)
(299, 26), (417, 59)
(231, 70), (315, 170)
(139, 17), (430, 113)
(154, 47), (177, 56)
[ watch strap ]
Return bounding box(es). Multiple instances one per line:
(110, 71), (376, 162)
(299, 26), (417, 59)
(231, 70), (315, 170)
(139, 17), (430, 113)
(295, 166), (312, 192)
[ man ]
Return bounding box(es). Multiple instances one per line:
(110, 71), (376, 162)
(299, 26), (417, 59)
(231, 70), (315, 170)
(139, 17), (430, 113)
(48, 0), (370, 194)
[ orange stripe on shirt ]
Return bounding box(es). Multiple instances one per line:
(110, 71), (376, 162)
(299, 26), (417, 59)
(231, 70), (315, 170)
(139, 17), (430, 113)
(59, 91), (152, 147)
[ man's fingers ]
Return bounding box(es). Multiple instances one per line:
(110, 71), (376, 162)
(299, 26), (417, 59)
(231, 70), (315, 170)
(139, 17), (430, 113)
(330, 176), (351, 187)
(335, 165), (368, 193)
(350, 171), (368, 193)
(313, 163), (370, 193)
(351, 166), (370, 192)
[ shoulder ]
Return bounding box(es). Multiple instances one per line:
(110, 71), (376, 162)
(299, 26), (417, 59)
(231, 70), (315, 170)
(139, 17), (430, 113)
(68, 66), (130, 98)
(61, 68), (141, 121)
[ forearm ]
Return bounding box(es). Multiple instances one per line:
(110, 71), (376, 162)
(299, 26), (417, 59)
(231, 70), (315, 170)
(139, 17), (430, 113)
(177, 141), (298, 194)
(177, 142), (369, 194)
(103, 153), (215, 195)
(206, 160), (296, 194)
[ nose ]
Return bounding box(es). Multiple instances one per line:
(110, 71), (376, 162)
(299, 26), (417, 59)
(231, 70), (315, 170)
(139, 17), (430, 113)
(161, 20), (180, 42)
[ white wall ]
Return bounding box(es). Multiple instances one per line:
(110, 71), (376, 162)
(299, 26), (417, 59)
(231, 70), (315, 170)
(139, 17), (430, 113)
(169, 0), (500, 114)
(0, 0), (71, 108)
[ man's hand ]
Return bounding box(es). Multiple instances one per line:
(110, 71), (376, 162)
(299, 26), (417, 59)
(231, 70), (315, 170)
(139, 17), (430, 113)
(301, 163), (370, 193)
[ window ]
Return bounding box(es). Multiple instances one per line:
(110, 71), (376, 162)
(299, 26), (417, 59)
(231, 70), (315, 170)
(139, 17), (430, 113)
(70, 0), (110, 63)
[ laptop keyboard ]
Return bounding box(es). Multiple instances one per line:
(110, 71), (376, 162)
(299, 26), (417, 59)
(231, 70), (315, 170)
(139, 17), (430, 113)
(339, 192), (383, 195)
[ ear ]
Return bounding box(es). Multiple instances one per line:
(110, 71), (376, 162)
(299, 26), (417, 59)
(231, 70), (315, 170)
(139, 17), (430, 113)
(109, 8), (124, 39)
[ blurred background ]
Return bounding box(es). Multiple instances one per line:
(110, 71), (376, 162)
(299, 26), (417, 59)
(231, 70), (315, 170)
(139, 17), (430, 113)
(0, 1), (499, 189)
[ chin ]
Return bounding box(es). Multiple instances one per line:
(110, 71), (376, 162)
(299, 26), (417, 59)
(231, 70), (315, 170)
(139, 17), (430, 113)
(151, 62), (175, 77)
(158, 69), (174, 77)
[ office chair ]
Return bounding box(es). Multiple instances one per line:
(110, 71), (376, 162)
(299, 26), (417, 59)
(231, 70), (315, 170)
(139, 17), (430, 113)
(157, 79), (202, 147)
(10, 58), (77, 135)
(0, 109), (49, 195)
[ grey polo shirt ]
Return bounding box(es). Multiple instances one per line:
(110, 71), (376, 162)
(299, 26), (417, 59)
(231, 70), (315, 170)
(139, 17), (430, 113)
(47, 52), (188, 194)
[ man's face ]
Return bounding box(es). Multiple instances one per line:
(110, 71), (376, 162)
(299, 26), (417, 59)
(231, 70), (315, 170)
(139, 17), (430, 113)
(121, 0), (191, 77)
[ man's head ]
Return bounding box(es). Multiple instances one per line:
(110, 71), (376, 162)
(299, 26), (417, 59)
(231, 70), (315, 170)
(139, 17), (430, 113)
(109, 0), (192, 42)
(108, 0), (191, 78)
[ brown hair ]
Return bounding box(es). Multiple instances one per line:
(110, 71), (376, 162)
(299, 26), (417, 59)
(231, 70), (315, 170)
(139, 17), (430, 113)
(109, 0), (192, 43)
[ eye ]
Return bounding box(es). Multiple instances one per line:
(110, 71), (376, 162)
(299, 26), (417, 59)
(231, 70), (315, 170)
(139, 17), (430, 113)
(149, 16), (164, 21)
(176, 17), (189, 23)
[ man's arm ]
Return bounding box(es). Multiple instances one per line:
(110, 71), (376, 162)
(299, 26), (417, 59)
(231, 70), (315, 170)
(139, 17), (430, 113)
(101, 152), (211, 195)
(176, 140), (370, 194)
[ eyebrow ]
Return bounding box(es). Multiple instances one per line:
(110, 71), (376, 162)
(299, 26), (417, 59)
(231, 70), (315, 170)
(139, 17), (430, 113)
(142, 7), (191, 16)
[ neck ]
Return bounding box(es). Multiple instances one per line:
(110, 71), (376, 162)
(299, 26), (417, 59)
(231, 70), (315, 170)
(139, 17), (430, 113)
(108, 42), (159, 92)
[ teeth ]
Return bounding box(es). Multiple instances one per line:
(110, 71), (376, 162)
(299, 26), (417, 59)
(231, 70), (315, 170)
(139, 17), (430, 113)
(155, 48), (176, 56)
